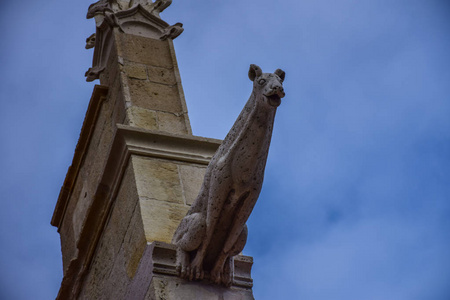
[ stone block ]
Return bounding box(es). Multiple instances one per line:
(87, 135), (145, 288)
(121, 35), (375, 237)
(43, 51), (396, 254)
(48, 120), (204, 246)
(100, 42), (120, 86)
(123, 61), (148, 80)
(147, 65), (176, 85)
(103, 205), (146, 300)
(156, 111), (189, 135)
(109, 78), (127, 126)
(126, 106), (158, 131)
(79, 162), (140, 298)
(178, 164), (207, 205)
(72, 181), (90, 241)
(128, 78), (183, 113)
(121, 204), (147, 279)
(133, 156), (184, 204)
(146, 277), (254, 300)
(103, 253), (131, 300)
(81, 230), (117, 300)
(139, 199), (189, 243)
(116, 33), (173, 69)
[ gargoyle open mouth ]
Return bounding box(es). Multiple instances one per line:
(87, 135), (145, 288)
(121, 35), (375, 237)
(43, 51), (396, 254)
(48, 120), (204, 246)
(266, 94), (282, 107)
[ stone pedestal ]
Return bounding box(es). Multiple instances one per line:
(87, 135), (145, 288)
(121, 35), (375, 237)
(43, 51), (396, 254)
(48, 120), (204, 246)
(51, 3), (255, 299)
(125, 242), (254, 300)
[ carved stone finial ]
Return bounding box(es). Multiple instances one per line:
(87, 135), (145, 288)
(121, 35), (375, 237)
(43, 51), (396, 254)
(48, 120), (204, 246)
(85, 33), (96, 49)
(87, 0), (113, 19)
(160, 22), (184, 40)
(172, 65), (286, 286)
(84, 0), (183, 81)
(149, 0), (172, 14)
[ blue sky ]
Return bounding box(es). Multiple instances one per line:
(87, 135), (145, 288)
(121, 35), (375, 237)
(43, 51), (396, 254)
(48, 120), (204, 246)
(1, 1), (449, 299)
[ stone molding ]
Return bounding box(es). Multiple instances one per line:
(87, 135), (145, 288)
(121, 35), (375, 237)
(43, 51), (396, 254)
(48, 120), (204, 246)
(116, 124), (222, 165)
(125, 242), (253, 299)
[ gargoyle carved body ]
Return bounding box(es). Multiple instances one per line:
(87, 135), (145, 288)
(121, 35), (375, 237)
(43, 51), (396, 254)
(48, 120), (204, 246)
(172, 64), (286, 286)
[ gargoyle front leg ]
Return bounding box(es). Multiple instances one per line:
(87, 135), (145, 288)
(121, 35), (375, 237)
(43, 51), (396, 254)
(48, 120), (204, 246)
(188, 212), (218, 281)
(172, 212), (206, 279)
(223, 195), (255, 255)
(175, 247), (189, 279)
(211, 194), (254, 283)
(210, 224), (247, 286)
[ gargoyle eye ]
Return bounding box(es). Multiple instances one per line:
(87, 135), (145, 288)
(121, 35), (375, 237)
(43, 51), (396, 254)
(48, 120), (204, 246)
(258, 79), (266, 85)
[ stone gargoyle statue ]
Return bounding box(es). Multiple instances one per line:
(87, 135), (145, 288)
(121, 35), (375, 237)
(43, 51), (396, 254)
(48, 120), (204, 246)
(172, 64), (286, 286)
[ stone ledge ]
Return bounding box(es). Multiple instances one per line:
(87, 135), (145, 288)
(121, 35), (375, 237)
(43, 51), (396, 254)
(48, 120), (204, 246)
(125, 241), (254, 300)
(116, 124), (222, 165)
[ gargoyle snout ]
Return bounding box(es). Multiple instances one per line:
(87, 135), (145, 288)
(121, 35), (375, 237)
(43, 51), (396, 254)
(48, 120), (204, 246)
(265, 83), (285, 107)
(269, 84), (285, 98)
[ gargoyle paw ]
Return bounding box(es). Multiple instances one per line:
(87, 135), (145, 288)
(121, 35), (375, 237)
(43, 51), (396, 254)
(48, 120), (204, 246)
(175, 247), (190, 279)
(189, 255), (204, 281)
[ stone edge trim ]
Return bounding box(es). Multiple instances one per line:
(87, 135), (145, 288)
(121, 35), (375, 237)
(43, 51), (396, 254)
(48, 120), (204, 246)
(51, 84), (109, 229)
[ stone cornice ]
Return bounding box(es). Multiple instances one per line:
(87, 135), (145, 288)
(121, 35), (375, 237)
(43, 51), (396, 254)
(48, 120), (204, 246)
(116, 124), (222, 165)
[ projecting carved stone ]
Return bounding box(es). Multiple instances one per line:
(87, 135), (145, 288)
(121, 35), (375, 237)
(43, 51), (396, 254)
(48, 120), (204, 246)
(160, 22), (184, 40)
(85, 0), (182, 81)
(85, 33), (96, 49)
(87, 0), (172, 16)
(172, 64), (286, 286)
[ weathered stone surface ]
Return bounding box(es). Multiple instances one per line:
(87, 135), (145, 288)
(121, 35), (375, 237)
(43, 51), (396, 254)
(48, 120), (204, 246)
(58, 87), (113, 273)
(122, 208), (147, 279)
(124, 61), (148, 80)
(103, 255), (131, 300)
(111, 85), (127, 126)
(116, 33), (173, 68)
(133, 156), (184, 204)
(126, 106), (158, 130)
(72, 181), (90, 241)
(101, 201), (147, 300)
(79, 162), (140, 299)
(172, 65), (286, 286)
(147, 65), (176, 85)
(140, 199), (189, 243)
(128, 78), (183, 113)
(99, 41), (120, 86)
(178, 164), (207, 205)
(147, 277), (254, 300)
(156, 111), (189, 134)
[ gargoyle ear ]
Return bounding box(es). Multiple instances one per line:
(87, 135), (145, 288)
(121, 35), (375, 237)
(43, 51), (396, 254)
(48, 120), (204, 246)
(274, 69), (285, 82)
(248, 64), (263, 81)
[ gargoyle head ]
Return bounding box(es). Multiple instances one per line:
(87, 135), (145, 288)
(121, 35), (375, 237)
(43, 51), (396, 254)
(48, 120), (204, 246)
(248, 64), (285, 107)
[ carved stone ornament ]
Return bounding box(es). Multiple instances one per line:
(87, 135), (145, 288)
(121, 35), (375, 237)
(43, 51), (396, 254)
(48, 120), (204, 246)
(85, 0), (182, 81)
(172, 64), (286, 286)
